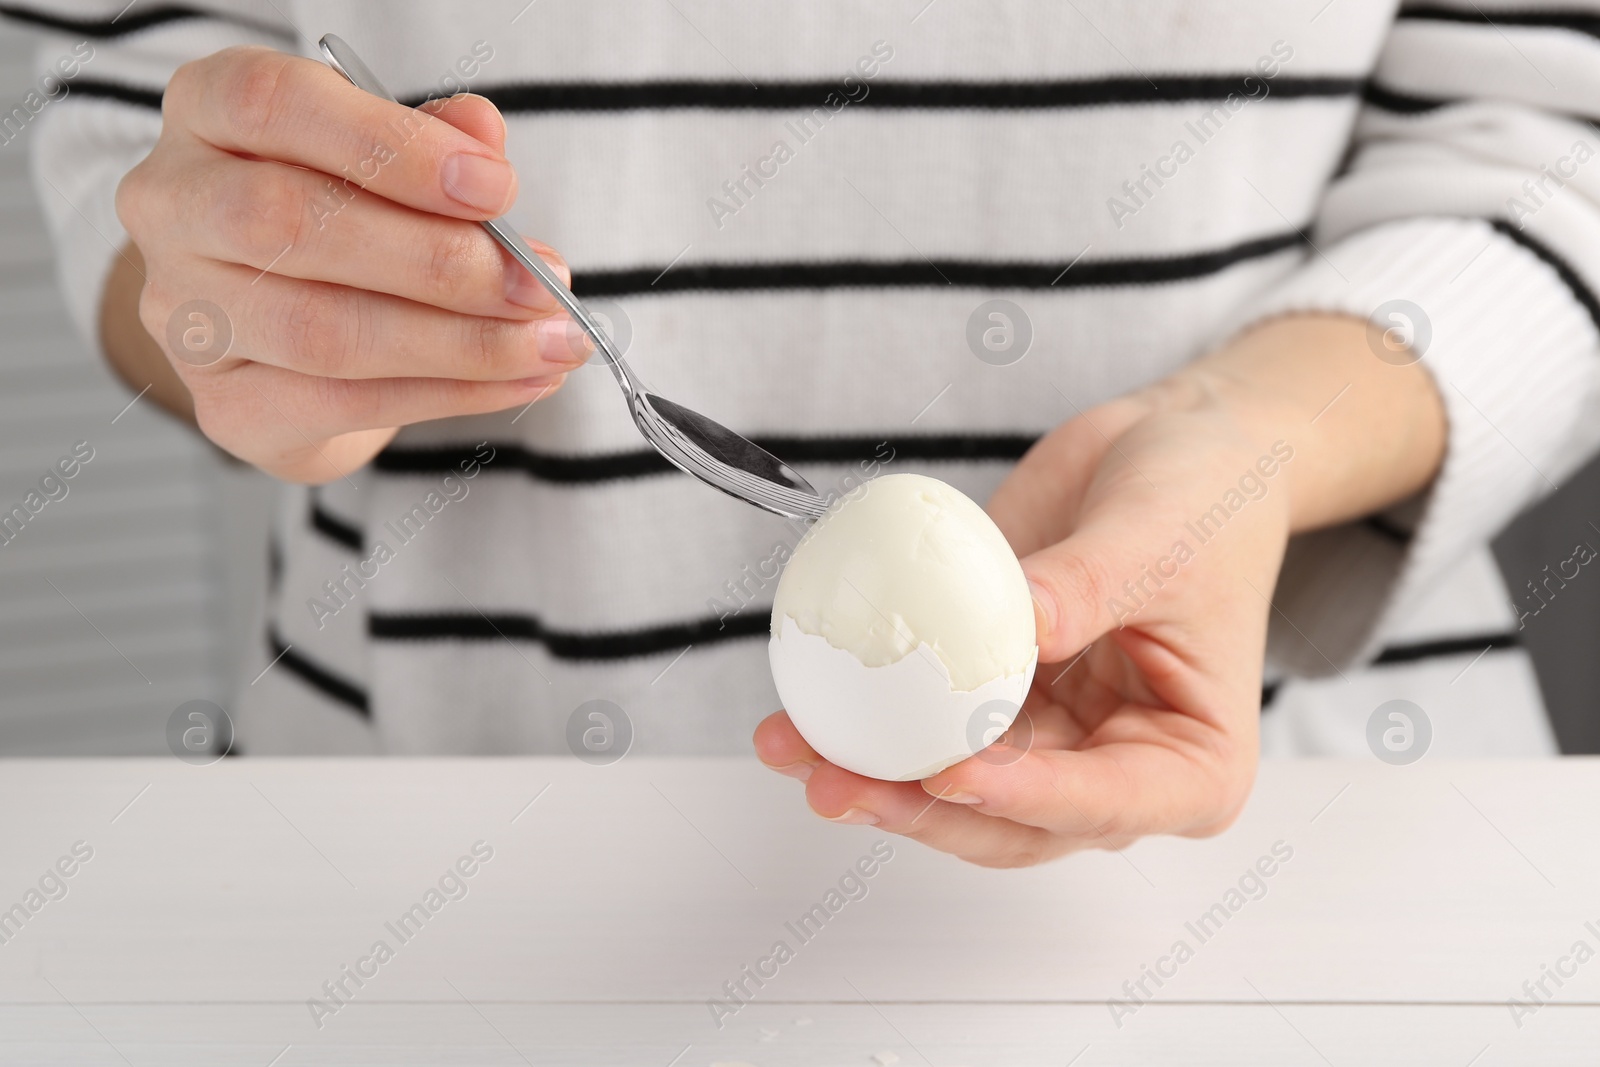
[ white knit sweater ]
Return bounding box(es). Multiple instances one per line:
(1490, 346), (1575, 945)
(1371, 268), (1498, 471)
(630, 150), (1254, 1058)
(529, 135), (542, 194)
(14, 0), (1600, 757)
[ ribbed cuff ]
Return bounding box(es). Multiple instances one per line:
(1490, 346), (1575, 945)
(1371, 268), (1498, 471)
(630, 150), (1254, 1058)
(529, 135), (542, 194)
(1232, 217), (1600, 676)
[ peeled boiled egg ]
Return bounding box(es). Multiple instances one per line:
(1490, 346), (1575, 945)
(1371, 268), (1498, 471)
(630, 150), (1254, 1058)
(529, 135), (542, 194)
(768, 473), (1038, 781)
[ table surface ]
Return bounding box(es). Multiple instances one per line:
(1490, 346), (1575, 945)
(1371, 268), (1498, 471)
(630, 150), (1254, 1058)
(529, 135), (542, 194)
(0, 756), (1595, 1065)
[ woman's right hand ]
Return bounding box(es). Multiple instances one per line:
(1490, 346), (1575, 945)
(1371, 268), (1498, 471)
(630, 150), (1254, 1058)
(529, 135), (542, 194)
(114, 47), (583, 483)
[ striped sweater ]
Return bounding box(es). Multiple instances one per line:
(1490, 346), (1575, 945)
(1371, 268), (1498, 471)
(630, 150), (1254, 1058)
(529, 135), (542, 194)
(12, 0), (1600, 757)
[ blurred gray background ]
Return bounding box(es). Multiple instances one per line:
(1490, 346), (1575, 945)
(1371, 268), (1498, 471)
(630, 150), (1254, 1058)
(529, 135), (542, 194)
(0, 23), (1594, 755)
(0, 24), (277, 754)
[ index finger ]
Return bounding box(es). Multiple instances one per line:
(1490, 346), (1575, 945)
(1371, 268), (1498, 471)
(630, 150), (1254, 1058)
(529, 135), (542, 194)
(169, 47), (516, 220)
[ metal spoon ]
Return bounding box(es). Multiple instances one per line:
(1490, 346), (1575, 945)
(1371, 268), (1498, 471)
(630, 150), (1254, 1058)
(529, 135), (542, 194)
(318, 34), (827, 522)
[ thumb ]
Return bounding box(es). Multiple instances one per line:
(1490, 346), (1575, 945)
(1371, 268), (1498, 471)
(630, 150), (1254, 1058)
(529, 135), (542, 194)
(1020, 511), (1186, 663)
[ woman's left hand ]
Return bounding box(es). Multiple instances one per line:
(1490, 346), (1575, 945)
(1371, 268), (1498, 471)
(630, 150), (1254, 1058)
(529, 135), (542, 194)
(754, 314), (1447, 867)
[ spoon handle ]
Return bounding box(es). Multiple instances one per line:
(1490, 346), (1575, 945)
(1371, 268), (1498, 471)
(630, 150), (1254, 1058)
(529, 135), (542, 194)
(476, 217), (632, 383)
(317, 33), (634, 391)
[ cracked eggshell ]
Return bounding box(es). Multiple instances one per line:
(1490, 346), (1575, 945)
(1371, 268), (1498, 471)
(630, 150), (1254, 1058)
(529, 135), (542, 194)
(767, 473), (1039, 782)
(770, 615), (1037, 780)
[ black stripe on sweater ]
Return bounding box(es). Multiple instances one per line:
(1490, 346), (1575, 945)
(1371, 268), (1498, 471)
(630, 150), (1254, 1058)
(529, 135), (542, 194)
(0, 3), (292, 40)
(1371, 631), (1521, 666)
(374, 433), (1037, 484)
(1261, 633), (1519, 710)
(265, 534), (283, 597)
(267, 628), (370, 717)
(59, 73), (1360, 117)
(1364, 515), (1413, 545)
(571, 232), (1306, 298)
(308, 491), (363, 552)
(1489, 220), (1600, 335)
(413, 75), (1362, 115)
(54, 78), (164, 110)
(1363, 79), (1600, 132)
(1400, 5), (1600, 41)
(370, 606), (770, 659)
(1361, 81), (1448, 114)
(369, 609), (1528, 669)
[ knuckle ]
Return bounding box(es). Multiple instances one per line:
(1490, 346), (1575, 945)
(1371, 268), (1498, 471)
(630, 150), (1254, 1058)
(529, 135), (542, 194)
(213, 169), (308, 263)
(1090, 762), (1137, 840)
(114, 161), (153, 234)
(189, 382), (242, 451)
(463, 314), (524, 375)
(190, 397), (227, 447)
(134, 275), (168, 343)
(420, 227), (487, 306)
(1088, 809), (1128, 842)
(161, 57), (205, 119)
(279, 285), (354, 375)
(1041, 550), (1114, 615)
(217, 48), (298, 144)
(315, 374), (382, 429)
(318, 371), (390, 428)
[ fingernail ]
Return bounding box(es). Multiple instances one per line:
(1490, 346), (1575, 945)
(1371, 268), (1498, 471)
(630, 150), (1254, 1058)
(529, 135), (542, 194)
(826, 808), (879, 825)
(512, 373), (563, 390)
(504, 269), (554, 311)
(441, 153), (515, 214)
(536, 317), (591, 365)
(1027, 578), (1056, 640)
(932, 789), (983, 804)
(504, 245), (566, 311)
(771, 761), (814, 782)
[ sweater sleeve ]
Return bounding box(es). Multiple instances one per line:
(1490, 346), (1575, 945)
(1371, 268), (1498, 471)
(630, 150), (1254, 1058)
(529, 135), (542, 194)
(1230, 4), (1600, 677)
(7, 1), (296, 349)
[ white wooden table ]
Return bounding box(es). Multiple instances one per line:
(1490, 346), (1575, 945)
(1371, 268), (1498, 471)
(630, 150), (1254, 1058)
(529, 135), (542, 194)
(0, 757), (1594, 1065)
